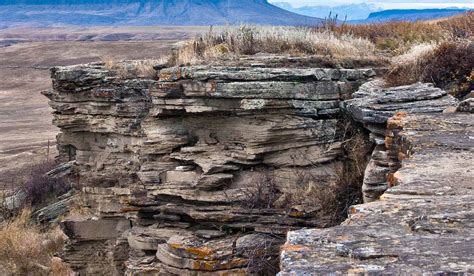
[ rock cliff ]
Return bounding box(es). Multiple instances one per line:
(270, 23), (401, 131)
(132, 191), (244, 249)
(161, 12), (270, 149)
(43, 59), (377, 274)
(341, 81), (457, 202)
(43, 58), (471, 275)
(280, 111), (473, 274)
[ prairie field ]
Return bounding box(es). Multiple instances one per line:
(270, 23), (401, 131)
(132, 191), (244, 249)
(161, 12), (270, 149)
(1, 13), (472, 188)
(0, 26), (205, 187)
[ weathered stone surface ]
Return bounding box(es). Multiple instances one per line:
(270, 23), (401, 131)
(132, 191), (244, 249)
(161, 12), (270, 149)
(33, 192), (76, 223)
(280, 113), (474, 275)
(342, 81), (458, 202)
(61, 218), (131, 241)
(457, 98), (474, 113)
(45, 62), (377, 274)
(342, 82), (457, 124)
(45, 60), (472, 275)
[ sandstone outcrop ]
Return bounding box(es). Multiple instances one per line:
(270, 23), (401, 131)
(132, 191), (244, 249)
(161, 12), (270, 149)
(341, 81), (457, 202)
(44, 58), (471, 275)
(280, 112), (473, 274)
(43, 61), (377, 274)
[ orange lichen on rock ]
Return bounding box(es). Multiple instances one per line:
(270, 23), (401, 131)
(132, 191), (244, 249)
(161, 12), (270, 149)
(281, 244), (310, 252)
(168, 243), (214, 259)
(185, 246), (214, 259)
(387, 172), (398, 187)
(387, 111), (407, 129)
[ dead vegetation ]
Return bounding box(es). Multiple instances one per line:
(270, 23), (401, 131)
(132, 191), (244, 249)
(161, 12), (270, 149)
(322, 11), (473, 54)
(385, 40), (474, 97)
(102, 56), (164, 79)
(22, 160), (71, 208)
(239, 122), (371, 225)
(0, 209), (73, 275)
(1, 159), (71, 220)
(319, 11), (473, 96)
(163, 12), (472, 67)
(239, 170), (280, 210)
(167, 25), (378, 66)
(0, 160), (74, 275)
(239, 233), (284, 276)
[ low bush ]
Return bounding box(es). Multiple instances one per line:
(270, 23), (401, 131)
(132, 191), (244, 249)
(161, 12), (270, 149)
(239, 170), (280, 210)
(21, 160), (71, 208)
(420, 41), (474, 97)
(241, 234), (283, 276)
(239, 128), (371, 224)
(322, 11), (473, 55)
(0, 209), (72, 275)
(385, 40), (474, 97)
(283, 126), (371, 224)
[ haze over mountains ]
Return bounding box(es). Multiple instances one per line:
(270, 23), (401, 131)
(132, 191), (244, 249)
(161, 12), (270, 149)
(360, 8), (469, 23)
(273, 2), (380, 20)
(274, 2), (470, 22)
(0, 0), (322, 27)
(0, 0), (470, 28)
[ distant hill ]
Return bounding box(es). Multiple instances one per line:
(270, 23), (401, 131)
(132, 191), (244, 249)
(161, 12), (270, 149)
(273, 2), (380, 21)
(354, 9), (469, 23)
(0, 0), (322, 27)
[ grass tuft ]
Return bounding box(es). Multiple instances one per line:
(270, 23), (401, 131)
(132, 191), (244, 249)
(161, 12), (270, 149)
(101, 56), (165, 79)
(167, 25), (377, 66)
(0, 209), (72, 275)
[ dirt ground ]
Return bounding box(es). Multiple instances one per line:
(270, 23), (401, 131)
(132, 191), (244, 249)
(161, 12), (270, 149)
(0, 27), (202, 189)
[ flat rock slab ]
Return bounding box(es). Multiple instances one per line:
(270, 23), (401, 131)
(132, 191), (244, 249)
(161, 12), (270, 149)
(342, 82), (457, 124)
(280, 113), (474, 275)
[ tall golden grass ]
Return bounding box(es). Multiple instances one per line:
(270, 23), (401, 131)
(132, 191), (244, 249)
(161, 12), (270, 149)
(167, 25), (377, 66)
(0, 209), (73, 275)
(165, 12), (472, 68)
(321, 11), (473, 54)
(102, 56), (164, 79)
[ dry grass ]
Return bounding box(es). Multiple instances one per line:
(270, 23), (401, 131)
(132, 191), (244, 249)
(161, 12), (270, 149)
(385, 40), (474, 97)
(0, 209), (73, 275)
(323, 11), (473, 54)
(239, 170), (280, 210)
(102, 56), (165, 79)
(239, 126), (371, 224)
(274, 121), (372, 224)
(167, 25), (377, 66)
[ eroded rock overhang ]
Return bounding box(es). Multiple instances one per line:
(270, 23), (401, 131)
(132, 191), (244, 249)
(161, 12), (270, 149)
(43, 62), (379, 274)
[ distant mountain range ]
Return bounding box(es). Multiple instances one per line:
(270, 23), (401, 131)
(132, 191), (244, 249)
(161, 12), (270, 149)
(358, 9), (470, 23)
(0, 1), (470, 28)
(0, 0), (322, 28)
(273, 2), (381, 21)
(273, 2), (469, 23)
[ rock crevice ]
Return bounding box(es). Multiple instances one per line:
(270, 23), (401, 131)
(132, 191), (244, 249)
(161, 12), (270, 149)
(280, 98), (472, 274)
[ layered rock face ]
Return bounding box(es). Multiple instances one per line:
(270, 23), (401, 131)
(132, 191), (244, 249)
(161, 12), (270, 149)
(280, 111), (473, 274)
(43, 62), (376, 274)
(341, 81), (457, 202)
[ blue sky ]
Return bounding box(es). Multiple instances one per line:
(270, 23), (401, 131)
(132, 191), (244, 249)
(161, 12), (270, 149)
(269, 0), (474, 9)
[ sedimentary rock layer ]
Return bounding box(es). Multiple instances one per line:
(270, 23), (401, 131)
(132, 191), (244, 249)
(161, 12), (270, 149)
(341, 81), (457, 202)
(44, 62), (376, 274)
(280, 112), (474, 274)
